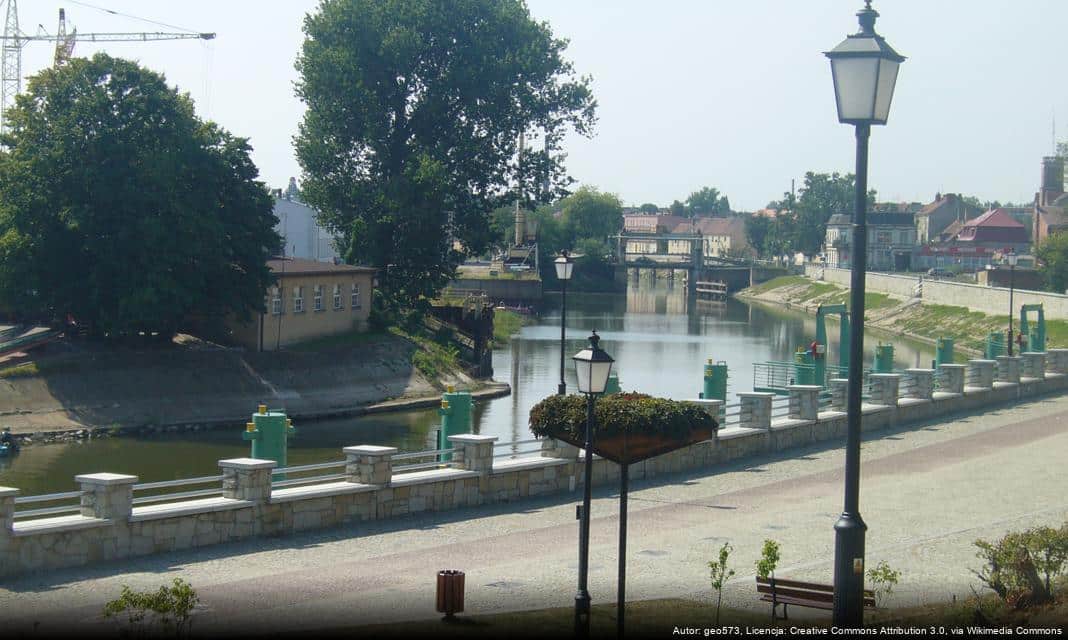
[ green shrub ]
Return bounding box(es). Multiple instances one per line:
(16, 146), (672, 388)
(867, 560), (901, 607)
(528, 392), (717, 442)
(756, 539), (780, 580)
(973, 523), (1068, 608)
(103, 578), (199, 637)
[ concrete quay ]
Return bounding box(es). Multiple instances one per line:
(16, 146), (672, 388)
(2, 377), (1068, 634)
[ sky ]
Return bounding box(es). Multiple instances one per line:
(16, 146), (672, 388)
(5, 0), (1068, 211)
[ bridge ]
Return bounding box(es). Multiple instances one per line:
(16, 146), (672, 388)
(610, 231), (777, 293)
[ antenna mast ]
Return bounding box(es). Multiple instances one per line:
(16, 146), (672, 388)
(1, 0), (23, 132)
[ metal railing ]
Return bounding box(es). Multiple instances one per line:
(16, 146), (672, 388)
(392, 448), (455, 473)
(13, 491), (82, 519)
(270, 461), (346, 489)
(492, 438), (543, 461)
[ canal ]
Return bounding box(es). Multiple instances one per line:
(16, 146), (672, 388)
(0, 283), (936, 495)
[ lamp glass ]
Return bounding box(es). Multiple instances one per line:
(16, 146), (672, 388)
(873, 58), (900, 122)
(831, 56), (879, 122)
(573, 345), (614, 394)
(554, 255), (574, 280)
(1007, 252), (1018, 267)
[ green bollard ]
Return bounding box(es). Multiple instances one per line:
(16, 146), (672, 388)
(873, 343), (895, 373)
(242, 404), (296, 478)
(438, 386), (473, 454)
(935, 337), (954, 367)
(985, 331), (1005, 360)
(700, 359), (728, 402)
(793, 349), (815, 386)
(604, 373), (622, 395)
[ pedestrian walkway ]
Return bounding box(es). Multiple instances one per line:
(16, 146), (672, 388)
(2, 394), (1067, 635)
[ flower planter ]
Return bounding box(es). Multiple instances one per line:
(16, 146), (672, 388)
(543, 424), (718, 465)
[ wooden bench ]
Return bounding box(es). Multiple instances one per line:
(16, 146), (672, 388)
(756, 576), (875, 620)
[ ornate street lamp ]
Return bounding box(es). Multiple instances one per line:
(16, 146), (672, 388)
(1007, 250), (1018, 356)
(572, 330), (613, 638)
(555, 252), (575, 395)
(824, 0), (904, 627)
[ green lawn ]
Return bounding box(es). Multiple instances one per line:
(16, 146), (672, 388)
(492, 309), (526, 344)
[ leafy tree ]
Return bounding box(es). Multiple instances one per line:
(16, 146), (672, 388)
(638, 203), (659, 214)
(769, 172), (876, 256)
(560, 186), (622, 244)
(707, 542), (736, 625)
(685, 186), (731, 217)
(745, 214), (772, 258)
(755, 539), (780, 580)
(0, 54), (278, 338)
(1035, 233), (1068, 293)
(295, 0), (596, 308)
(669, 200), (686, 216)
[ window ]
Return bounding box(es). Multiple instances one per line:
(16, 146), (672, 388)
(351, 283), (361, 310)
(333, 284), (342, 310)
(293, 286), (304, 313)
(313, 285), (323, 312)
(271, 287), (283, 315)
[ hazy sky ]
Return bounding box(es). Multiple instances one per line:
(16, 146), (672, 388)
(7, 0), (1068, 211)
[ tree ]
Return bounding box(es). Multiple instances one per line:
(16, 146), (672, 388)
(772, 172), (876, 256)
(560, 186), (622, 245)
(1036, 232), (1068, 293)
(0, 54), (278, 338)
(685, 186), (731, 217)
(295, 0), (596, 307)
(707, 542), (735, 625)
(669, 200), (686, 216)
(638, 203), (659, 214)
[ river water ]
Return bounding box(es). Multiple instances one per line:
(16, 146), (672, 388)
(0, 283), (936, 496)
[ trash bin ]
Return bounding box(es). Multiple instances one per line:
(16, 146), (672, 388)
(436, 569), (465, 618)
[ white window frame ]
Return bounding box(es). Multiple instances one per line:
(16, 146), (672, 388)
(293, 286), (304, 314)
(332, 284), (342, 310)
(271, 287), (283, 315)
(351, 283), (361, 310)
(313, 285), (323, 312)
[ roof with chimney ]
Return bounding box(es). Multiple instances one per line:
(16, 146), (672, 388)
(955, 208), (1029, 244)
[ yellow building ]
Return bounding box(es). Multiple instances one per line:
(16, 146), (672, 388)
(229, 258), (377, 352)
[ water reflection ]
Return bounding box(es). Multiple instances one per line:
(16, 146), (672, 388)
(0, 282), (935, 495)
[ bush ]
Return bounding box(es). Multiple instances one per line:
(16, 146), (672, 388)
(103, 578), (199, 638)
(756, 539), (780, 580)
(867, 560), (901, 608)
(973, 523), (1068, 608)
(528, 392), (718, 442)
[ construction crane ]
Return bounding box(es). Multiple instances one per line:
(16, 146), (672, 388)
(0, 1), (214, 132)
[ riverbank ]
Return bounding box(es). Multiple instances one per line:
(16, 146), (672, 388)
(0, 331), (509, 442)
(735, 274), (1068, 356)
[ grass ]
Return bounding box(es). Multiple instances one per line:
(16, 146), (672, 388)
(387, 326), (462, 381)
(0, 362), (38, 378)
(492, 310), (526, 344)
(0, 359), (81, 378)
(745, 275), (807, 295)
(896, 304), (1005, 353)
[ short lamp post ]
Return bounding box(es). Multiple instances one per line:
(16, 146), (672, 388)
(572, 330), (613, 639)
(1007, 250), (1018, 356)
(555, 253), (575, 395)
(824, 0), (905, 627)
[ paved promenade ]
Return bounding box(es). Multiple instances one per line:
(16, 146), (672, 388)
(2, 394), (1067, 635)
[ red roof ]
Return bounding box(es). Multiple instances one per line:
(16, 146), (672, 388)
(962, 208), (1024, 229)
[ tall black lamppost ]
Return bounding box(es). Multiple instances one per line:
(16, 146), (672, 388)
(1007, 250), (1018, 356)
(572, 331), (614, 638)
(555, 253), (575, 395)
(824, 0), (904, 627)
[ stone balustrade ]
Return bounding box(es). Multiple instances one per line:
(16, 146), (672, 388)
(1047, 349), (1068, 374)
(868, 374), (901, 406)
(967, 359), (996, 389)
(738, 392), (774, 430)
(1021, 352), (1047, 380)
(787, 385), (821, 420)
(828, 378), (849, 410)
(996, 356), (1022, 384)
(938, 364), (966, 394)
(902, 369), (934, 400)
(3, 352), (1068, 580)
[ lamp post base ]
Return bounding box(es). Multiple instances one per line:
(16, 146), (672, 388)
(832, 512), (868, 627)
(575, 591), (591, 637)
(558, 382), (567, 396)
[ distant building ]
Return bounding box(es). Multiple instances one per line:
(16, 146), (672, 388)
(273, 178), (340, 263)
(675, 217), (752, 258)
(1034, 156), (1068, 246)
(824, 212), (915, 271)
(914, 193), (983, 245)
(228, 257), (376, 352)
(915, 208), (1030, 272)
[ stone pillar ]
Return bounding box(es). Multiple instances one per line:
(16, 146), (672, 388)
(787, 385), (821, 421)
(0, 487), (16, 541)
(540, 438), (580, 459)
(966, 359), (996, 389)
(829, 378), (849, 411)
(996, 356), (1021, 384)
(1021, 352), (1047, 380)
(902, 368), (934, 400)
(448, 434), (498, 473)
(343, 446), (397, 486)
(738, 392), (773, 430)
(868, 373), (901, 406)
(684, 398), (724, 423)
(218, 458), (275, 503)
(1046, 349), (1068, 374)
(76, 473), (138, 520)
(938, 364), (966, 394)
